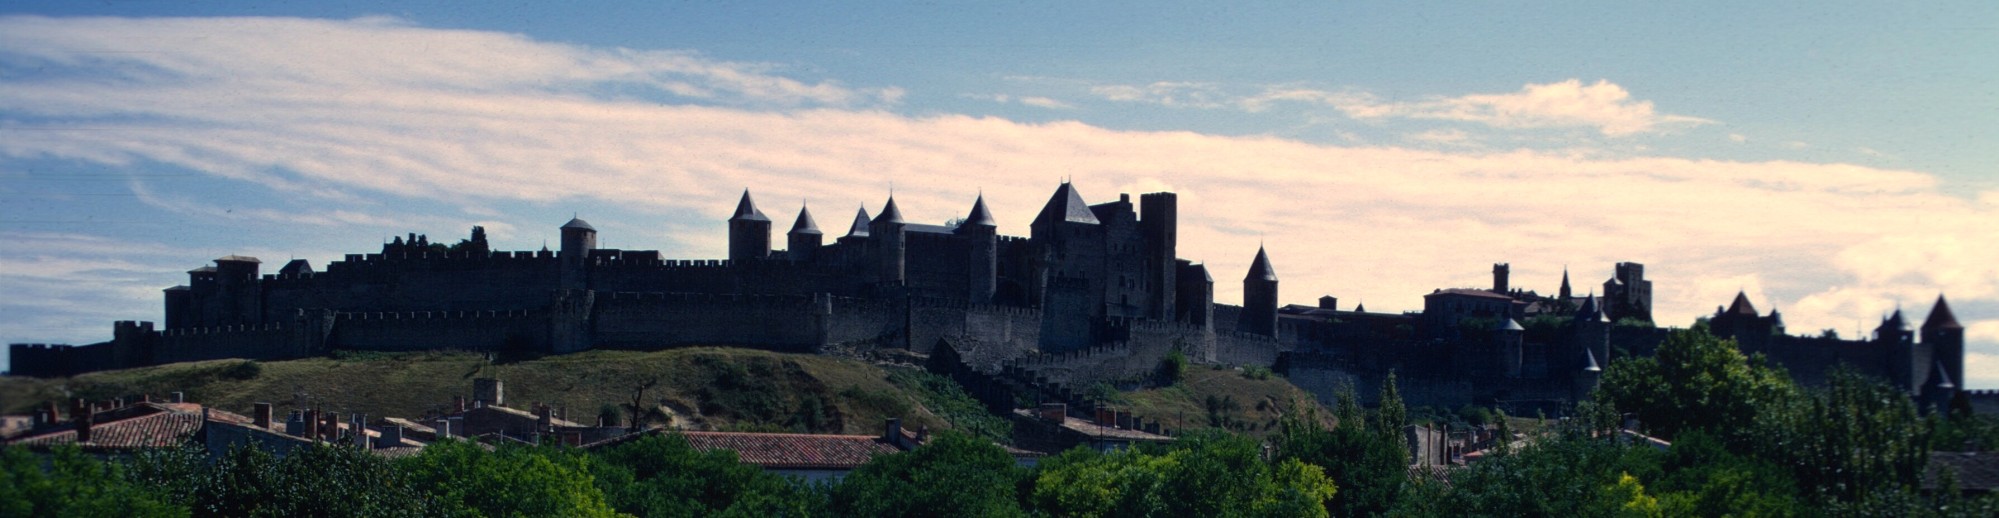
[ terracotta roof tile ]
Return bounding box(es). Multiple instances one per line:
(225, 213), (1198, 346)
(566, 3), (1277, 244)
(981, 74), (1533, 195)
(682, 431), (904, 470)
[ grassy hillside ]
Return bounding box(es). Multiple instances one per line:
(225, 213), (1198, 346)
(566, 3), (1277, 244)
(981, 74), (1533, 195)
(0, 348), (990, 437)
(1115, 364), (1334, 437)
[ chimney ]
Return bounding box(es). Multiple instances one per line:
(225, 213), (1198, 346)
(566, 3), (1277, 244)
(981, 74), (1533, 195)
(353, 413), (369, 449)
(453, 395), (467, 413)
(884, 418), (902, 442)
(536, 405), (552, 432)
(473, 378), (503, 407)
(1038, 403), (1067, 423)
(434, 419), (452, 439)
(302, 408), (319, 440)
(40, 401), (59, 426)
(72, 399), (94, 444)
(253, 403), (273, 429)
(171, 391), (185, 403)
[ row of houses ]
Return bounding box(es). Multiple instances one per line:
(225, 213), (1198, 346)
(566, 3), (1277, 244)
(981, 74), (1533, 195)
(1, 378), (1178, 481)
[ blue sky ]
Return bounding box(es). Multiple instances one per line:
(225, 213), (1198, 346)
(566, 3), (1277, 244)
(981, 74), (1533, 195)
(2, 2), (1995, 385)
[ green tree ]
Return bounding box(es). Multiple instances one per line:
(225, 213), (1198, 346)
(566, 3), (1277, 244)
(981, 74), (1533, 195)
(1754, 369), (1931, 503)
(1376, 370), (1408, 449)
(1031, 431), (1336, 518)
(830, 431), (1027, 517)
(398, 440), (620, 518)
(0, 445), (187, 518)
(1272, 409), (1404, 517)
(589, 432), (824, 517)
(1594, 325), (1796, 441)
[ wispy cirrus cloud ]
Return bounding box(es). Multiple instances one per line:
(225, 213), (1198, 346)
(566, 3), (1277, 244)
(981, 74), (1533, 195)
(0, 15), (1992, 385)
(1089, 79), (1709, 137)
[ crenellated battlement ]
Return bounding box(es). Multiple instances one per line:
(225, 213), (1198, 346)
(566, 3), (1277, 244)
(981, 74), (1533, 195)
(160, 323), (284, 337)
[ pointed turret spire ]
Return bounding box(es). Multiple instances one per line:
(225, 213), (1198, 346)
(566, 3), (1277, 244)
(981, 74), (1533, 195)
(1727, 291), (1758, 316)
(962, 194), (997, 228)
(1354, 301), (1366, 313)
(1924, 295), (1963, 331)
(730, 189), (769, 222)
(1887, 308), (1912, 331)
(875, 196), (904, 225)
(1933, 360), (1956, 390)
(846, 207), (871, 237)
(789, 204), (820, 235)
(1578, 292), (1599, 320)
(1032, 181), (1101, 227)
(1246, 246), (1277, 282)
(1583, 348), (1602, 372)
(1559, 268), (1573, 300)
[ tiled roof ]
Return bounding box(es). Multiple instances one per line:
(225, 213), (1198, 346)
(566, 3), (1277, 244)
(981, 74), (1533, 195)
(1928, 452), (1999, 493)
(1013, 409), (1173, 442)
(682, 431), (905, 470)
(9, 404), (198, 451)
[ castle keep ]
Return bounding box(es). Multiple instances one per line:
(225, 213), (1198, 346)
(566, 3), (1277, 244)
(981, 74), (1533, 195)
(7, 183), (1965, 413)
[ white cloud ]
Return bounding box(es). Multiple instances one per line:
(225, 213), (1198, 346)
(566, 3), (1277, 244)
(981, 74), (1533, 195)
(1089, 79), (1708, 137)
(1729, 133), (1748, 143)
(2, 16), (1994, 385)
(1019, 96), (1073, 109)
(1404, 128), (1473, 146)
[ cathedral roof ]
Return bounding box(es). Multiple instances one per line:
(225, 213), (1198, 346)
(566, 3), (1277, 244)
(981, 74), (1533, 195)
(1726, 291), (1758, 316)
(846, 207), (871, 237)
(1924, 295), (1964, 331)
(962, 194), (997, 228)
(562, 217), (595, 231)
(789, 205), (820, 235)
(1032, 182), (1100, 227)
(874, 196), (905, 225)
(731, 190), (770, 222)
(1246, 246), (1277, 282)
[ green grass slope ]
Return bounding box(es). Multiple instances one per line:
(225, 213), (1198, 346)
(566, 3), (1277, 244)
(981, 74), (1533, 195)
(0, 348), (993, 437)
(1116, 365), (1334, 437)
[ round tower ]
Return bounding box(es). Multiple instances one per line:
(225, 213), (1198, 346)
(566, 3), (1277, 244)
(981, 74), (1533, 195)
(1240, 246), (1279, 337)
(728, 189), (772, 263)
(870, 196), (907, 286)
(956, 194), (998, 303)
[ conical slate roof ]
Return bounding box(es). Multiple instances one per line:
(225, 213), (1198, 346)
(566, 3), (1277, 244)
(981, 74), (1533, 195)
(1354, 302), (1366, 313)
(1932, 361), (1956, 390)
(961, 194), (997, 228)
(562, 217), (595, 231)
(1577, 293), (1599, 320)
(730, 190), (769, 222)
(1246, 246), (1277, 282)
(1726, 291), (1758, 316)
(1886, 309), (1913, 332)
(1583, 349), (1602, 372)
(846, 207), (871, 237)
(874, 196), (905, 225)
(1496, 318), (1525, 332)
(789, 205), (820, 235)
(1031, 182), (1100, 227)
(1924, 295), (1964, 331)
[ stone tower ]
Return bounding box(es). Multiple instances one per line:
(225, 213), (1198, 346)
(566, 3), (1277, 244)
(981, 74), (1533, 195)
(870, 196), (907, 286)
(559, 217), (596, 290)
(787, 204), (821, 262)
(1140, 192), (1178, 321)
(1492, 263), (1510, 293)
(956, 194), (998, 303)
(1922, 295), (1965, 399)
(728, 190), (771, 263)
(1241, 246), (1279, 337)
